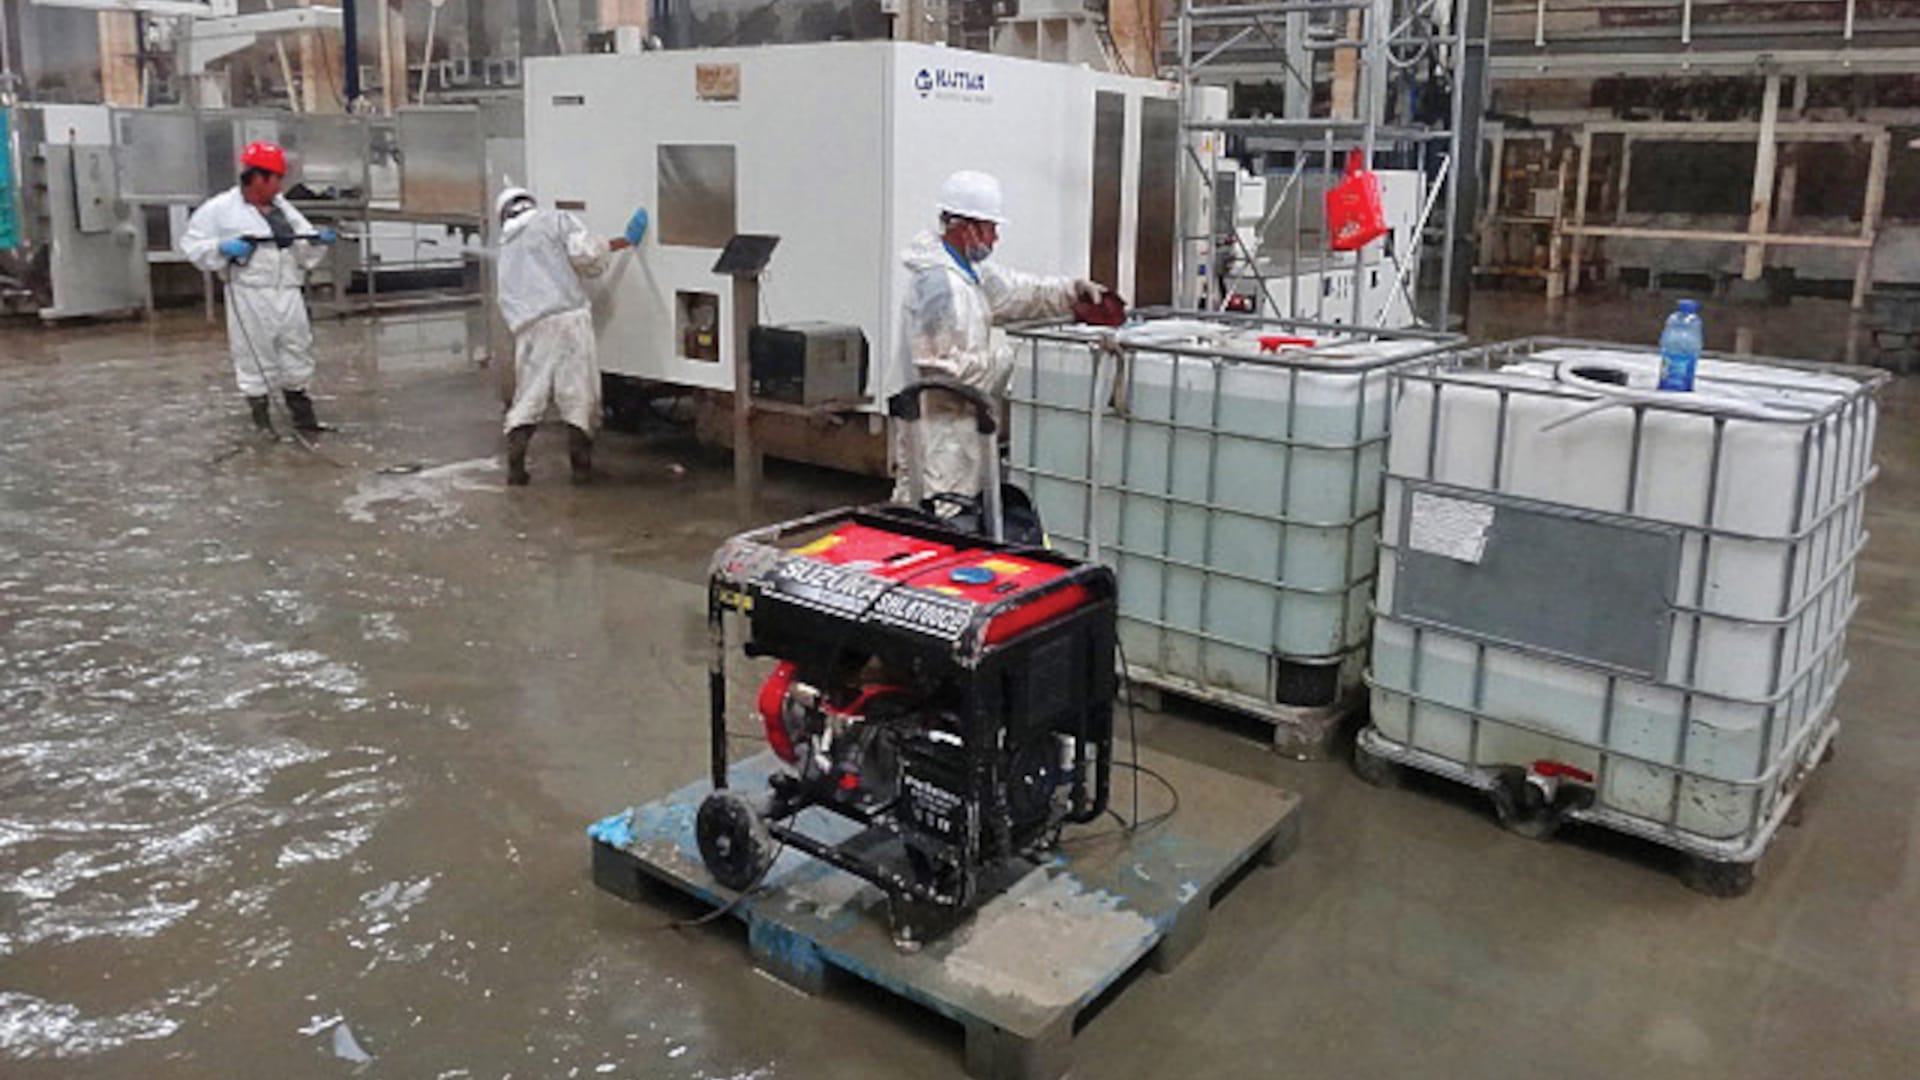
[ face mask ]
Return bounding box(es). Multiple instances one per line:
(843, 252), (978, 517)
(966, 243), (993, 264)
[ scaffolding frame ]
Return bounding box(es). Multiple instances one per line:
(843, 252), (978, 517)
(1172, 0), (1480, 331)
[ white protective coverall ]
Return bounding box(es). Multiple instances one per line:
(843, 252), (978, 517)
(179, 188), (327, 396)
(497, 208), (612, 434)
(889, 232), (1077, 503)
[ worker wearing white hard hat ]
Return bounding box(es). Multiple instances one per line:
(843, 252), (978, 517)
(889, 170), (1107, 506)
(494, 186), (649, 485)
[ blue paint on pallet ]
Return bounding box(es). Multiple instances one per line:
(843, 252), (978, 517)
(586, 808), (636, 848)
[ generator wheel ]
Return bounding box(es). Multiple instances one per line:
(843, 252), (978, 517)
(696, 790), (776, 892)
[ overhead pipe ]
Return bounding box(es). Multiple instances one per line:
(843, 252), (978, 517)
(342, 0), (362, 106)
(0, 0), (14, 102)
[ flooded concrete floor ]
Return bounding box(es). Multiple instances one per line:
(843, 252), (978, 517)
(1, 292), (1915, 1078)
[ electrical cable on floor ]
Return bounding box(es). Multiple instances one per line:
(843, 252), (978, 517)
(223, 273), (347, 469)
(666, 836), (788, 931)
(1060, 637), (1180, 846)
(208, 441), (252, 466)
(1125, 635), (1140, 827)
(637, 806), (808, 934)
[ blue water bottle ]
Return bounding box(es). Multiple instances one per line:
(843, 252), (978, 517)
(1658, 299), (1704, 392)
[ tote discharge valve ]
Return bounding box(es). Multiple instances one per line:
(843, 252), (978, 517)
(700, 500), (1118, 943)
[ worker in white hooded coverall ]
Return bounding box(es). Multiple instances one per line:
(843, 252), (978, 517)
(890, 171), (1107, 508)
(494, 187), (649, 485)
(179, 141), (338, 434)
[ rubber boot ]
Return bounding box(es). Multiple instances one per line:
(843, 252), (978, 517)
(506, 425), (534, 486)
(247, 395), (275, 436)
(283, 389), (331, 432)
(567, 426), (594, 485)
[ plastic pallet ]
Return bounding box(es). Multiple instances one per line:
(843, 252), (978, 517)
(588, 748), (1301, 1080)
(1352, 719), (1837, 898)
(1126, 675), (1361, 761)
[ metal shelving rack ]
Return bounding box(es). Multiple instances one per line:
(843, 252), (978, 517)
(1172, 0), (1486, 331)
(1482, 1), (1920, 312)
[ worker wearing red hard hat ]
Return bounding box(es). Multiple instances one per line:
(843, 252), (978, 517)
(178, 141), (339, 436)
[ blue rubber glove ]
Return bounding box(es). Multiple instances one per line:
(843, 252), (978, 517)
(313, 227), (338, 245)
(219, 237), (254, 261)
(624, 208), (649, 246)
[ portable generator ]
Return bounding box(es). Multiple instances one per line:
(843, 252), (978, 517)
(699, 501), (1117, 944)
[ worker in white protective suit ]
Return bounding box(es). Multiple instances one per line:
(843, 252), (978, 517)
(890, 170), (1107, 508)
(179, 141), (338, 435)
(495, 186), (649, 485)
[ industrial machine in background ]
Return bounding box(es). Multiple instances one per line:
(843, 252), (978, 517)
(522, 40), (1181, 471)
(2, 103), (150, 319)
(1007, 311), (1462, 754)
(700, 497), (1118, 943)
(1211, 162), (1427, 329)
(1361, 340), (1884, 894)
(3, 100), (510, 323)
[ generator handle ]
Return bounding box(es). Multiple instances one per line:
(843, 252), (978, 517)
(707, 583), (730, 791)
(885, 379), (998, 434)
(885, 379), (1004, 543)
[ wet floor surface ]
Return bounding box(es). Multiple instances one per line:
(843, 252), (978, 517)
(1, 294), (1917, 1078)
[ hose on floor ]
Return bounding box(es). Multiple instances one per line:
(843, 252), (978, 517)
(223, 278), (346, 469)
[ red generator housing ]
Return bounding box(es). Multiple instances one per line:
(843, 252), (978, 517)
(701, 506), (1118, 943)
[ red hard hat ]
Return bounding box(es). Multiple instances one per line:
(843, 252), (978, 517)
(240, 141), (288, 176)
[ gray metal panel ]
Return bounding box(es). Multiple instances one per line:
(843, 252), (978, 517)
(477, 98), (525, 141)
(71, 146), (116, 234)
(112, 110), (206, 203)
(39, 143), (148, 319)
(1392, 486), (1683, 679)
(658, 144), (737, 249)
(1089, 91), (1123, 291)
(203, 118), (238, 192)
(285, 114), (371, 197)
(397, 107), (484, 216)
(214, 113), (370, 198)
(1135, 97), (1178, 307)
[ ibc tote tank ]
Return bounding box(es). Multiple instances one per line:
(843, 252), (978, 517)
(1362, 338), (1883, 874)
(1007, 311), (1461, 754)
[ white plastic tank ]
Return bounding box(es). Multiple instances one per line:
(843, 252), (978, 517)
(1366, 340), (1882, 854)
(1008, 313), (1458, 725)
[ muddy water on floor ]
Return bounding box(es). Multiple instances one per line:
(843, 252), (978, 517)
(0, 311), (895, 1078)
(8, 298), (1916, 1080)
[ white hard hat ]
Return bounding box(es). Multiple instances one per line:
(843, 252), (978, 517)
(495, 186), (535, 222)
(937, 170), (1006, 225)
